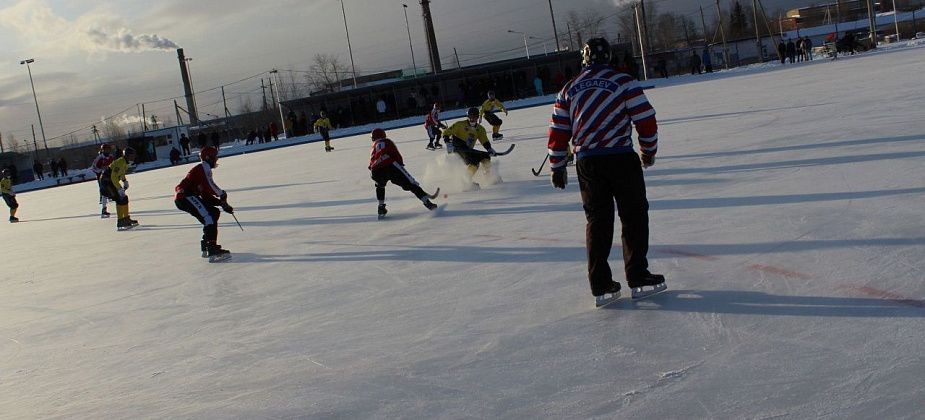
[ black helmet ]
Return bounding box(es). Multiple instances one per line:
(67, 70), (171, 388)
(487, 90), (496, 98)
(467, 107), (479, 117)
(582, 38), (612, 67)
(123, 147), (136, 158)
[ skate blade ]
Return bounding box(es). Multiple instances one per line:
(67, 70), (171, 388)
(631, 283), (668, 300)
(209, 254), (232, 263)
(117, 225), (136, 231)
(595, 291), (622, 307)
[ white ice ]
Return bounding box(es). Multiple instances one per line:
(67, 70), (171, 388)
(1, 44), (924, 419)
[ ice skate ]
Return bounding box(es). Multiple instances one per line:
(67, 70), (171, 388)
(101, 209), (111, 219)
(594, 282), (622, 307)
(128, 218), (139, 227)
(9, 216), (19, 223)
(377, 203), (388, 220)
(629, 273), (667, 300)
(426, 142), (435, 151)
(423, 199), (437, 210)
(200, 240), (209, 258)
(492, 133), (503, 141)
(116, 217), (135, 231)
(207, 243), (232, 263)
(434, 141), (443, 149)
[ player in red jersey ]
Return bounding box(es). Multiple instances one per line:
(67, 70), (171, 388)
(174, 146), (234, 262)
(368, 128), (438, 219)
(424, 102), (446, 150)
(89, 143), (115, 218)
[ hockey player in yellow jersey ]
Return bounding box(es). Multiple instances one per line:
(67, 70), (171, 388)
(314, 111), (334, 152)
(442, 107), (501, 189)
(1, 168), (18, 223)
(101, 147), (138, 230)
(480, 90), (508, 140)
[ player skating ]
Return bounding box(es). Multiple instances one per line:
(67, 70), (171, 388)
(314, 111), (334, 152)
(368, 128), (439, 219)
(174, 146), (234, 262)
(547, 38), (666, 306)
(425, 102), (446, 150)
(1, 169), (19, 223)
(89, 143), (115, 218)
(480, 90), (508, 141)
(442, 107), (505, 190)
(101, 147), (138, 231)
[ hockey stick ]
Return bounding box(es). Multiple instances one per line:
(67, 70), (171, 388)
(426, 187), (441, 200)
(230, 212), (244, 231)
(531, 155), (549, 176)
(492, 143), (516, 156)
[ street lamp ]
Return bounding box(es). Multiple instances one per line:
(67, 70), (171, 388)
(402, 4), (418, 77)
(269, 69), (287, 139)
(507, 30), (531, 59)
(19, 58), (48, 155)
(340, 0), (359, 88)
(528, 36), (549, 55)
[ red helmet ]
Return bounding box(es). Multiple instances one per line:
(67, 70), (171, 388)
(199, 146), (218, 164)
(100, 143), (112, 152)
(371, 128), (387, 140)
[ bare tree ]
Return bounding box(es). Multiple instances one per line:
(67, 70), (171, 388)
(101, 118), (126, 141)
(238, 96), (254, 115)
(305, 54), (349, 93)
(566, 10), (610, 49)
(280, 69), (307, 101)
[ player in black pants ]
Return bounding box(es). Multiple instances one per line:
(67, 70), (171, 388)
(368, 128), (437, 218)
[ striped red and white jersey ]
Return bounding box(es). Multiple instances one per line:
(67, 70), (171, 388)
(424, 107), (441, 128)
(174, 162), (225, 205)
(369, 138), (404, 171)
(547, 64), (658, 170)
(90, 153), (114, 175)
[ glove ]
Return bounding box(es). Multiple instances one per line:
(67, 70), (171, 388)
(641, 153), (655, 168)
(486, 145), (497, 157)
(551, 168), (567, 189)
(220, 202), (234, 214)
(220, 191), (228, 202)
(122, 180), (129, 190)
(117, 188), (126, 198)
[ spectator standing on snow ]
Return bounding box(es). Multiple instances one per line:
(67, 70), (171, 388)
(690, 50), (702, 74)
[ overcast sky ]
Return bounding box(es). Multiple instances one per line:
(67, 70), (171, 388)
(0, 0), (806, 148)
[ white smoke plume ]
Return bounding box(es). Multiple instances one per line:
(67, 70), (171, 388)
(85, 27), (180, 52)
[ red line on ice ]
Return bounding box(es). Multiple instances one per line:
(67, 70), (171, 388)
(747, 264), (812, 279)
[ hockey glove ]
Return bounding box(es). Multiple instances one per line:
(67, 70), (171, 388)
(640, 153), (655, 168)
(551, 168), (567, 189)
(220, 191), (228, 202)
(486, 145), (497, 157)
(220, 202), (234, 214)
(117, 188), (126, 198)
(122, 180), (129, 190)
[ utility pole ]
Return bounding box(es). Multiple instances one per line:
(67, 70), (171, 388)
(454, 47), (461, 69)
(269, 69), (287, 140)
(141, 103), (148, 131)
(865, 0), (878, 48)
(566, 23), (575, 50)
(260, 79), (268, 111)
(700, 5), (709, 45)
(547, 0), (561, 51)
(340, 0), (359, 87)
(402, 4), (418, 77)
(32, 125), (38, 158)
(221, 86), (231, 118)
(753, 0), (763, 60)
(639, 0), (651, 52)
(716, 0), (731, 69)
(634, 2), (649, 80)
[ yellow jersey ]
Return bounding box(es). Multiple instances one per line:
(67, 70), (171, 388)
(314, 117), (333, 130)
(0, 177), (11, 195)
(109, 157), (129, 187)
(480, 99), (506, 116)
(442, 121), (490, 149)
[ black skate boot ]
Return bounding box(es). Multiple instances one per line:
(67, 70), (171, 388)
(116, 217), (134, 231)
(594, 282), (622, 307)
(128, 218), (139, 227)
(492, 133), (503, 141)
(377, 203), (388, 220)
(628, 273), (667, 300)
(200, 240), (209, 258)
(9, 216), (19, 223)
(434, 140), (443, 149)
(423, 199), (437, 211)
(426, 142), (435, 151)
(101, 209), (111, 219)
(207, 242), (232, 263)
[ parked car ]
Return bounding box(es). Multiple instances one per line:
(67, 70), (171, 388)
(914, 32), (925, 40)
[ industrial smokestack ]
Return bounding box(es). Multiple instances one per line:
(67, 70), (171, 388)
(176, 48), (199, 126)
(420, 0), (442, 73)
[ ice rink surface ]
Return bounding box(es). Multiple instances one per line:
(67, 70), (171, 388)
(1, 45), (924, 418)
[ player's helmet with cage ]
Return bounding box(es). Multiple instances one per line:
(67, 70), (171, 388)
(199, 146), (219, 167)
(123, 146), (136, 160)
(487, 90), (496, 99)
(582, 38), (612, 67)
(466, 107), (480, 125)
(371, 128), (387, 141)
(1, 168), (9, 177)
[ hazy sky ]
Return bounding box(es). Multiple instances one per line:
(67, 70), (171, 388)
(0, 0), (805, 148)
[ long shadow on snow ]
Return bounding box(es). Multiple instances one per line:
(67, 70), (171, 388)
(647, 150), (925, 176)
(601, 289), (925, 317)
(658, 102), (831, 126)
(650, 187), (925, 210)
(229, 244), (584, 264)
(652, 237), (925, 257)
(665, 134), (924, 161)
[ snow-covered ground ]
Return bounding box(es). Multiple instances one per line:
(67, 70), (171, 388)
(1, 45), (923, 419)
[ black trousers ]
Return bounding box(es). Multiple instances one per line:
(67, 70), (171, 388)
(450, 138), (491, 167)
(371, 163), (427, 202)
(576, 153), (651, 295)
(101, 181), (129, 205)
(483, 111), (502, 126)
(175, 196), (220, 242)
(2, 193), (17, 210)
